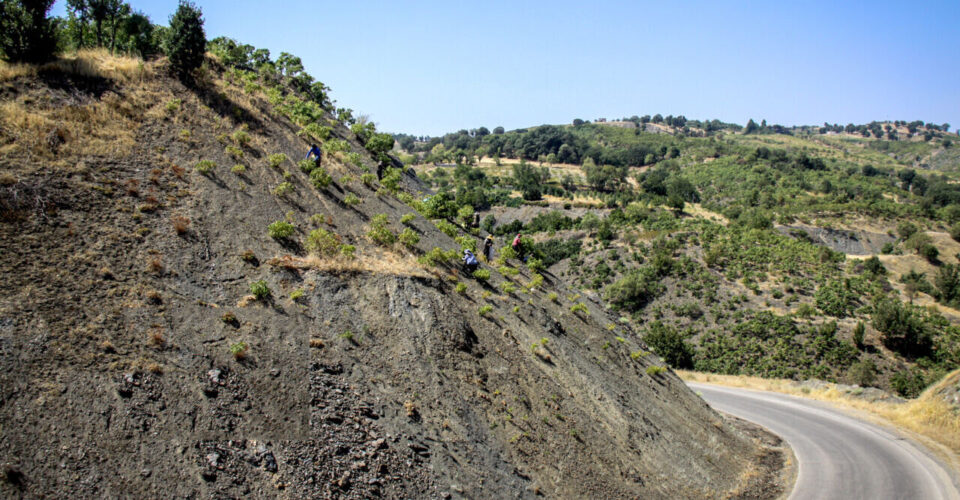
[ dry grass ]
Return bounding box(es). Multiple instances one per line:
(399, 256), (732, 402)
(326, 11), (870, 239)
(0, 49), (154, 83)
(171, 215), (190, 235)
(267, 251), (432, 278)
(679, 370), (960, 460)
(0, 50), (162, 163)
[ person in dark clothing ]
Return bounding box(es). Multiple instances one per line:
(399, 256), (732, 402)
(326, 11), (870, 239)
(482, 235), (494, 262)
(463, 249), (479, 273)
(305, 144), (322, 168)
(376, 163), (385, 181)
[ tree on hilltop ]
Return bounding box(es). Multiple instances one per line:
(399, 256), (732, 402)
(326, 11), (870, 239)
(0, 0), (58, 63)
(167, 0), (204, 78)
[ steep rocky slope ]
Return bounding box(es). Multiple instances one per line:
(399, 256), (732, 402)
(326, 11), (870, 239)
(0, 53), (783, 498)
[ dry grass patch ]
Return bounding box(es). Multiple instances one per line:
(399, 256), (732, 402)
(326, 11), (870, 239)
(679, 370), (960, 460)
(267, 251), (432, 278)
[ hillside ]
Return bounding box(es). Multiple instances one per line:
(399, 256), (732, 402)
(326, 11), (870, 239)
(0, 51), (787, 498)
(400, 118), (960, 398)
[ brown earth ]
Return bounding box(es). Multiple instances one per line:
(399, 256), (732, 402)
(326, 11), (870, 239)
(0, 53), (784, 498)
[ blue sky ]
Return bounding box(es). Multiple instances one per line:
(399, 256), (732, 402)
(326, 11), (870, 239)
(52, 1), (960, 136)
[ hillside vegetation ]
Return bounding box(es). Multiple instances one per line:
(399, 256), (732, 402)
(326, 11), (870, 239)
(399, 117), (960, 398)
(0, 35), (786, 500)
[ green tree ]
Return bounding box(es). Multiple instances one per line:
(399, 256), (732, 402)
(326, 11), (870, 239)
(743, 119), (759, 134)
(642, 321), (694, 369)
(852, 321), (866, 349)
(0, 0), (58, 63)
(166, 0), (205, 78)
(512, 160), (542, 200)
(872, 297), (932, 358)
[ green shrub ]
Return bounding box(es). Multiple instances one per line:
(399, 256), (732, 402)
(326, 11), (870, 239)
(166, 99), (182, 114)
(527, 274), (544, 290)
(268, 153), (288, 168)
(306, 228), (340, 256)
(646, 365), (667, 376)
(196, 160), (216, 175)
(455, 235), (477, 252)
(230, 342), (249, 360)
(526, 258), (545, 273)
(472, 269), (491, 282)
(225, 145), (243, 159)
(343, 193), (361, 206)
(361, 173), (377, 187)
(231, 164), (246, 175)
(847, 359), (877, 387)
(500, 282), (516, 294)
(268, 220), (295, 239)
(853, 321), (866, 349)
(478, 305), (493, 316)
(298, 158), (316, 173)
(290, 288), (304, 301)
(921, 244), (939, 262)
(950, 222), (960, 243)
(418, 247), (458, 267)
(872, 297), (932, 358)
(570, 303), (589, 316)
(642, 321), (694, 369)
(890, 369), (927, 397)
(272, 182), (294, 197)
(435, 220), (458, 238)
(604, 268), (664, 312)
(249, 280), (271, 299)
(399, 227), (420, 247)
(340, 244), (356, 259)
(547, 292), (559, 303)
(310, 167), (332, 188)
(368, 214), (396, 246)
(455, 282), (467, 294)
(230, 128), (251, 145)
(400, 213), (416, 226)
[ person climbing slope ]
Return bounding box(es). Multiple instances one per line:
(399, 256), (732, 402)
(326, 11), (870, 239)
(463, 249), (479, 273)
(305, 143), (323, 168)
(482, 235), (494, 262)
(512, 233), (525, 262)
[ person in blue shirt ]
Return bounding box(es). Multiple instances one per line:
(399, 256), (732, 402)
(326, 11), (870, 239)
(305, 144), (322, 168)
(463, 249), (479, 273)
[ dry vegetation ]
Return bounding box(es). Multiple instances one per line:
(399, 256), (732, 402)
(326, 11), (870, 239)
(266, 252), (433, 278)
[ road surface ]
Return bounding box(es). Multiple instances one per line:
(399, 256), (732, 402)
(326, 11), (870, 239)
(688, 383), (960, 500)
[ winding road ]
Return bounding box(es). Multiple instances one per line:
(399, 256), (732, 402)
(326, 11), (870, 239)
(688, 383), (960, 500)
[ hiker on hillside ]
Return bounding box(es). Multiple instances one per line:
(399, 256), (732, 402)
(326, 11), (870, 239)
(305, 144), (323, 168)
(463, 249), (479, 273)
(512, 233), (525, 262)
(482, 235), (494, 262)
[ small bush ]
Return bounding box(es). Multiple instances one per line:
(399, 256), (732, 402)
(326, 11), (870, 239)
(268, 220), (296, 239)
(455, 282), (467, 294)
(231, 164), (246, 175)
(230, 342), (249, 360)
(368, 214), (396, 246)
(196, 160), (215, 175)
(527, 274), (544, 290)
(400, 213), (416, 226)
(343, 193), (361, 206)
(478, 305), (493, 316)
(435, 220), (459, 238)
(272, 182), (294, 197)
(472, 269), (491, 282)
(418, 247), (458, 267)
(340, 244), (357, 259)
(306, 228), (341, 256)
(249, 280), (271, 299)
(547, 292), (559, 303)
(268, 153), (288, 168)
(310, 167), (332, 188)
(165, 99), (181, 114)
(399, 227), (420, 248)
(500, 282), (516, 294)
(646, 365), (667, 376)
(853, 321), (866, 349)
(225, 145), (243, 159)
(171, 215), (190, 234)
(231, 129), (251, 145)
(290, 289), (304, 301)
(361, 173), (377, 187)
(526, 258), (545, 273)
(570, 303), (589, 316)
(298, 159), (316, 173)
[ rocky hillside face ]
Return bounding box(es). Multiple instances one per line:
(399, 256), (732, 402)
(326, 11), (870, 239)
(0, 53), (781, 498)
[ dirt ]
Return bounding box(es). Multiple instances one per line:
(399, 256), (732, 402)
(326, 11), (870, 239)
(776, 223), (895, 256)
(0, 55), (786, 498)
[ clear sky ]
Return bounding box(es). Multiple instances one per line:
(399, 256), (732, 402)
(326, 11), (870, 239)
(52, 1), (960, 137)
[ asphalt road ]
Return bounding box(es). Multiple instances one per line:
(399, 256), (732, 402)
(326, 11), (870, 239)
(688, 383), (960, 500)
